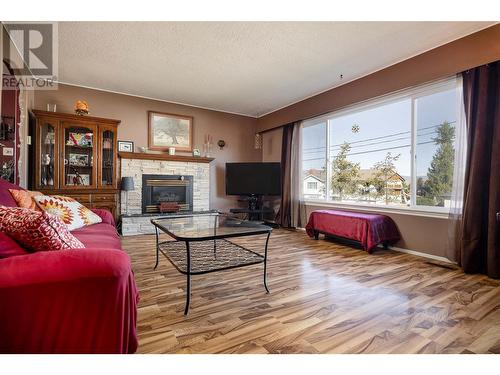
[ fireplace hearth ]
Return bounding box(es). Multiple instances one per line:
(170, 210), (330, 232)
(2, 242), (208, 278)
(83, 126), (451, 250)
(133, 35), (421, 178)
(142, 174), (193, 214)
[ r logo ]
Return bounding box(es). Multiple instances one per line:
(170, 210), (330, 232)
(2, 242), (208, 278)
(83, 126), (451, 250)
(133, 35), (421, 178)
(3, 22), (57, 78)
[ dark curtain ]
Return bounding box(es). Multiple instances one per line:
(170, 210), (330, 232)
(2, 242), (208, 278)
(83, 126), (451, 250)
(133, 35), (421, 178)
(276, 123), (294, 228)
(460, 61), (500, 278)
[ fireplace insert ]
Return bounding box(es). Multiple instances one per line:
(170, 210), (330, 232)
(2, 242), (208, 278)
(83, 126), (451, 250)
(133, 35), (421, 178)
(142, 174), (193, 214)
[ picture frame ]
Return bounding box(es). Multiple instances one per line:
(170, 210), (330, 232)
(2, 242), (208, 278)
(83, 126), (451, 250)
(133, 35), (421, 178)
(148, 111), (193, 152)
(66, 173), (90, 186)
(68, 153), (89, 167)
(2, 147), (14, 156)
(66, 132), (93, 147)
(118, 140), (134, 152)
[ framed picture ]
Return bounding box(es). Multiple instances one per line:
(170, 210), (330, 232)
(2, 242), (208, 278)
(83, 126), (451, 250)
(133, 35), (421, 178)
(66, 173), (90, 186)
(148, 111), (193, 152)
(66, 132), (93, 147)
(68, 153), (89, 167)
(118, 140), (134, 152)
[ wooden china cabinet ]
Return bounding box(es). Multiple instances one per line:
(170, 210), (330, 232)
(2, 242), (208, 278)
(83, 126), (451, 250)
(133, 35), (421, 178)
(32, 110), (120, 219)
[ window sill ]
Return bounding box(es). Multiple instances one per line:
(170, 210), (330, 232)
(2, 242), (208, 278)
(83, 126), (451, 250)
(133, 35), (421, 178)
(303, 200), (450, 219)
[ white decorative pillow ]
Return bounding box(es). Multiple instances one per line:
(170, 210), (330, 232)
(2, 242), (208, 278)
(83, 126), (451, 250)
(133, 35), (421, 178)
(34, 195), (102, 231)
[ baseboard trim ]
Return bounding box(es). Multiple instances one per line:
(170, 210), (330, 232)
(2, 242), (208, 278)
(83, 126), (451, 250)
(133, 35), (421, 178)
(296, 227), (455, 264)
(381, 245), (455, 264)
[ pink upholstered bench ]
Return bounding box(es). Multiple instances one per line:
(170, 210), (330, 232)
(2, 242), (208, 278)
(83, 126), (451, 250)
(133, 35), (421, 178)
(305, 209), (400, 253)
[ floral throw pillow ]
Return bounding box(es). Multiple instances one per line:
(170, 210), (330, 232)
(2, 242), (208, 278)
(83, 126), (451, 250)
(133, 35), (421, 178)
(9, 189), (43, 211)
(0, 206), (84, 252)
(34, 195), (102, 231)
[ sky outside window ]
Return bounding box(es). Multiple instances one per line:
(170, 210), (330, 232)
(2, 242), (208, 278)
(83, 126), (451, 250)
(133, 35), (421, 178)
(302, 121), (326, 173)
(415, 88), (457, 178)
(328, 99), (412, 177)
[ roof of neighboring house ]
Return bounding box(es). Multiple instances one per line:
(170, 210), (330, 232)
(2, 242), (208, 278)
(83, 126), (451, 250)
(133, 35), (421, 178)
(304, 174), (324, 183)
(303, 169), (325, 182)
(358, 168), (405, 182)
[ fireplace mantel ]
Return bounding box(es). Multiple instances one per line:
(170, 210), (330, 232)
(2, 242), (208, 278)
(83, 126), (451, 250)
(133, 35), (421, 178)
(119, 152), (214, 163)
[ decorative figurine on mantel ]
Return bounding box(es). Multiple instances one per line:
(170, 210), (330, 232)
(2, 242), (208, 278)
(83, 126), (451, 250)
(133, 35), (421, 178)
(74, 100), (89, 116)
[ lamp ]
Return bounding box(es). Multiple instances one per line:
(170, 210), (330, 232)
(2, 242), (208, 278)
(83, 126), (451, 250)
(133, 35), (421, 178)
(121, 177), (134, 216)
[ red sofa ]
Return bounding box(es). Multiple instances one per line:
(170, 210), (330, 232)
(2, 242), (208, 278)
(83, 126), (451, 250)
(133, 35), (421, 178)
(0, 178), (139, 353)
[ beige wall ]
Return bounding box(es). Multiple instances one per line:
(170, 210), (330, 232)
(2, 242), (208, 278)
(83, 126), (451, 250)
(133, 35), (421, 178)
(33, 84), (261, 211)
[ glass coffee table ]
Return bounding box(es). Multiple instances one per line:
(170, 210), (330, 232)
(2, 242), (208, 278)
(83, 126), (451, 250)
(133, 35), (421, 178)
(151, 213), (272, 315)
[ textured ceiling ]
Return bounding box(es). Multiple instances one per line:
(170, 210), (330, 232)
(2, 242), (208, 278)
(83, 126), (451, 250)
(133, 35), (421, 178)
(58, 22), (495, 117)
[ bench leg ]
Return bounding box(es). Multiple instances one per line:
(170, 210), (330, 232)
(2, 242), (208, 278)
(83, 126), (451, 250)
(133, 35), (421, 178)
(314, 230), (320, 240)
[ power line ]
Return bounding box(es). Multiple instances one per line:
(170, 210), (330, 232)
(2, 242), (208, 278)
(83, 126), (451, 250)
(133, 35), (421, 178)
(302, 121), (456, 152)
(302, 140), (436, 162)
(303, 129), (439, 155)
(346, 140), (434, 157)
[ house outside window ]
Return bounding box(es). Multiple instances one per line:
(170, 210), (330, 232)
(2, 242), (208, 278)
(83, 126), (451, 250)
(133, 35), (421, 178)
(301, 77), (463, 213)
(303, 173), (325, 200)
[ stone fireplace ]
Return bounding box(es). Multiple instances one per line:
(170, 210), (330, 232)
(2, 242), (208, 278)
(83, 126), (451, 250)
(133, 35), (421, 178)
(141, 174), (193, 214)
(120, 156), (210, 236)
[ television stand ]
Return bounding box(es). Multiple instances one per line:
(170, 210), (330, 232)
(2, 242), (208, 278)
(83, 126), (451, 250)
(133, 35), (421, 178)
(247, 195), (260, 211)
(229, 207), (275, 222)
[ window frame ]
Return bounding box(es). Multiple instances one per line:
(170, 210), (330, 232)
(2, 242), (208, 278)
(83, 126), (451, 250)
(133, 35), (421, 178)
(307, 181), (318, 190)
(301, 77), (459, 215)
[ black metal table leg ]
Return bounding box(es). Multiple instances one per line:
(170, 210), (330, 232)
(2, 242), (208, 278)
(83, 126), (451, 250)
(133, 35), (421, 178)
(184, 241), (191, 315)
(263, 231), (270, 293)
(154, 226), (160, 270)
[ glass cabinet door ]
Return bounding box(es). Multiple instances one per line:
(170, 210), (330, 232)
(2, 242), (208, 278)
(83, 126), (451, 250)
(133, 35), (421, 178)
(37, 118), (58, 189)
(99, 127), (116, 188)
(61, 122), (97, 189)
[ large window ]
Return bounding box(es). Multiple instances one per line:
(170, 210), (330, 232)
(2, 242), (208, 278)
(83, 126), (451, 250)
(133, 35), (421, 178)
(301, 78), (462, 212)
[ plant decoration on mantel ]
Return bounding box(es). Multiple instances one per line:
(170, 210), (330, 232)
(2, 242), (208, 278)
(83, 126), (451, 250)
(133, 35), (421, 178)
(118, 151), (214, 163)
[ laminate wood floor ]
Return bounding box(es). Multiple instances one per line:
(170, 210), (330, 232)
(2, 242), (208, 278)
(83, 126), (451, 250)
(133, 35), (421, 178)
(122, 229), (500, 354)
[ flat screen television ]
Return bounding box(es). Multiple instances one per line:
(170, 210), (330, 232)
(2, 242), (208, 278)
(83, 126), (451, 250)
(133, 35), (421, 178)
(225, 162), (281, 196)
